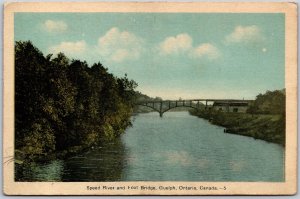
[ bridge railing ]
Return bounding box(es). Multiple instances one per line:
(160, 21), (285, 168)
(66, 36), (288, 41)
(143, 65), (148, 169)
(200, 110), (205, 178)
(135, 98), (254, 117)
(135, 99), (254, 104)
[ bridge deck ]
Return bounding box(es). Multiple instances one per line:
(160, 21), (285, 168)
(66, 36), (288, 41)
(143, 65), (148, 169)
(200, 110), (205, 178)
(135, 98), (253, 117)
(136, 99), (254, 104)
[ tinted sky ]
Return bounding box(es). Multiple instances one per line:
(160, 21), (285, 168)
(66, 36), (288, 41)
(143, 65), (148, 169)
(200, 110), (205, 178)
(15, 13), (285, 100)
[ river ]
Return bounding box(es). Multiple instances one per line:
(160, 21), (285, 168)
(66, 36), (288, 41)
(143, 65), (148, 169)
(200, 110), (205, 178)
(15, 112), (284, 182)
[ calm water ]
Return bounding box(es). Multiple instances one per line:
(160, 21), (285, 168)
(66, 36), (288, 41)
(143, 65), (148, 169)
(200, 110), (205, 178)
(16, 112), (285, 182)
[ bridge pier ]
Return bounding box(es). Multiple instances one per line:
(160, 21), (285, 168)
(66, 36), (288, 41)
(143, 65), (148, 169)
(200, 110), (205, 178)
(159, 101), (163, 116)
(136, 98), (253, 117)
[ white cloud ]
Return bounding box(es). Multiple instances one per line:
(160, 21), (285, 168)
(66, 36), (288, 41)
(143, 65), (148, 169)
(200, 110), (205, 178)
(189, 43), (220, 60)
(48, 40), (87, 57)
(158, 33), (192, 55)
(98, 27), (143, 63)
(225, 25), (264, 44)
(43, 20), (68, 33)
(157, 33), (220, 61)
(110, 49), (130, 62)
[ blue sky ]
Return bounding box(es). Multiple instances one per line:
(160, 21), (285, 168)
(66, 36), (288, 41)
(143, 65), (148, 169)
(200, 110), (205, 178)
(15, 13), (284, 100)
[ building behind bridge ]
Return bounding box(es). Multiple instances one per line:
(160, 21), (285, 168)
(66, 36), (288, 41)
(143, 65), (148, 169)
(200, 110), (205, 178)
(212, 101), (250, 113)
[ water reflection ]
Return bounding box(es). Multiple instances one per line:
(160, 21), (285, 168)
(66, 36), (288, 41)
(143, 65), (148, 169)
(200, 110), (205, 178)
(62, 139), (125, 182)
(15, 138), (125, 182)
(15, 112), (284, 182)
(121, 112), (284, 182)
(15, 160), (64, 181)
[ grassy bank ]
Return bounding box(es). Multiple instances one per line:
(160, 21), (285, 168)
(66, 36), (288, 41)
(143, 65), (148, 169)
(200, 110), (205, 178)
(190, 109), (285, 146)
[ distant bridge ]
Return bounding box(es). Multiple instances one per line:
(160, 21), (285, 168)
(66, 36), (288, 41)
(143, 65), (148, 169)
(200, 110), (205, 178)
(135, 99), (253, 117)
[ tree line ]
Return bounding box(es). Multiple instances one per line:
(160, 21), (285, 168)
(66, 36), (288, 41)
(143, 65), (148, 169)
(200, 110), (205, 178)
(15, 41), (138, 160)
(189, 89), (286, 145)
(247, 89), (285, 115)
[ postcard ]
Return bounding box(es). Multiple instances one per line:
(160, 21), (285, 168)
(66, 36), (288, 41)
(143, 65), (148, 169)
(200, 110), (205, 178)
(3, 2), (297, 195)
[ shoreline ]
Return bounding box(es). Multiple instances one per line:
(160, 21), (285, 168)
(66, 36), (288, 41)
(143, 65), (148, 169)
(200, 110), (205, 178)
(189, 110), (285, 146)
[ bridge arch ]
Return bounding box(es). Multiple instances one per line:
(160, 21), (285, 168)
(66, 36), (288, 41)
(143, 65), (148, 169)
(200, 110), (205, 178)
(136, 103), (200, 117)
(135, 98), (253, 117)
(160, 105), (199, 114)
(136, 104), (161, 113)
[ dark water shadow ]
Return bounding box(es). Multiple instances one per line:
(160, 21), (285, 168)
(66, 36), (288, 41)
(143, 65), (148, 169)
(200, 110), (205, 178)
(15, 138), (126, 182)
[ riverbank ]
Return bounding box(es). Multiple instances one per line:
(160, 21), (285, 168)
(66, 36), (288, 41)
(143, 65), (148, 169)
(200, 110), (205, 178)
(15, 136), (119, 166)
(15, 41), (137, 165)
(189, 110), (285, 146)
(16, 112), (285, 182)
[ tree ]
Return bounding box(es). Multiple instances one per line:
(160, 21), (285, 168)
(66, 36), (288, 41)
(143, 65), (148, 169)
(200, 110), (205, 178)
(15, 41), (56, 155)
(15, 41), (138, 160)
(247, 89), (285, 115)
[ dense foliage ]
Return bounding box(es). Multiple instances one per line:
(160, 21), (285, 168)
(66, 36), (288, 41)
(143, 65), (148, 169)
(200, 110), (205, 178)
(15, 41), (137, 160)
(247, 89), (285, 115)
(132, 91), (163, 113)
